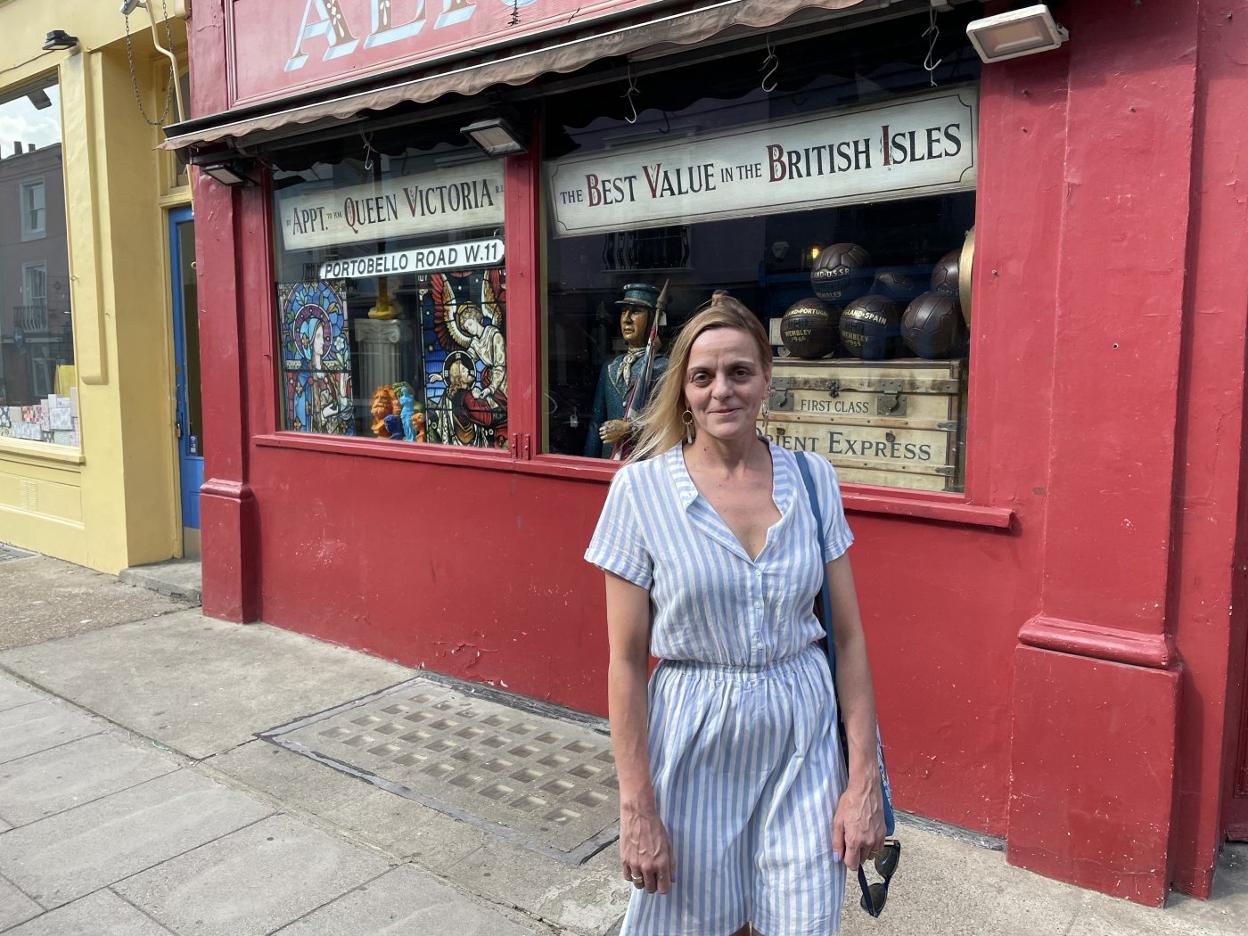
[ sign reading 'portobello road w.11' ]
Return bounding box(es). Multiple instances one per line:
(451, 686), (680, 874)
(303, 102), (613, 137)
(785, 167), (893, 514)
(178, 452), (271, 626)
(278, 162), (504, 251)
(318, 238), (504, 280)
(547, 88), (977, 238)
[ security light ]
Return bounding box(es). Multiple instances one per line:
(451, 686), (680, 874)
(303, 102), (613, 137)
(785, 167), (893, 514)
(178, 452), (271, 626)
(42, 30), (79, 52)
(461, 117), (527, 157)
(26, 88), (51, 110)
(199, 160), (255, 187)
(966, 5), (1068, 64)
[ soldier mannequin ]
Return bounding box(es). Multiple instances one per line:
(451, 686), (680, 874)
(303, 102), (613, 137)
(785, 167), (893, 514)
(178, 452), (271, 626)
(584, 284), (667, 459)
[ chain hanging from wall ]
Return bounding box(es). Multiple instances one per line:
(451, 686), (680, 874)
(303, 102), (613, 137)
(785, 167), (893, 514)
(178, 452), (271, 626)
(510, 0), (522, 27)
(124, 0), (178, 127)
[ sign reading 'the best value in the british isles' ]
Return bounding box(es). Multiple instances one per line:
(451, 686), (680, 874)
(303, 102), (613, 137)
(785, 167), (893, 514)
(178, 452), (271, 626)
(546, 87), (977, 238)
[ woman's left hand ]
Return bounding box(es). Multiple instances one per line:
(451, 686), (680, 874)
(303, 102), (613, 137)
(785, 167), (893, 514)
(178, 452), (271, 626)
(832, 772), (886, 870)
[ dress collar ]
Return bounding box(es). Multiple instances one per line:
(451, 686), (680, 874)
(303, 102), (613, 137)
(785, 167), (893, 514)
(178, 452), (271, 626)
(664, 444), (699, 509)
(664, 441), (793, 515)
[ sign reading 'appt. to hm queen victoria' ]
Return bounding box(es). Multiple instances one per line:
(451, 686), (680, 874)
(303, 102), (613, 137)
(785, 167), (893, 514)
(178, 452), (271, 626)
(546, 88), (977, 238)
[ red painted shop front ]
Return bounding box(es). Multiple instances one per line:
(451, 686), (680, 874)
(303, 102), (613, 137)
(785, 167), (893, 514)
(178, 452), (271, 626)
(172, 0), (1248, 907)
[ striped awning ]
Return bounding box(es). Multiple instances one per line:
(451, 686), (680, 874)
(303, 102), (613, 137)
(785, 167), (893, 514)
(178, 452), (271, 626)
(162, 0), (875, 153)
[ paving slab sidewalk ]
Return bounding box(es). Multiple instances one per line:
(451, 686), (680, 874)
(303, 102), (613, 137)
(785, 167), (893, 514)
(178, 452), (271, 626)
(0, 602), (1244, 935)
(0, 688), (551, 935)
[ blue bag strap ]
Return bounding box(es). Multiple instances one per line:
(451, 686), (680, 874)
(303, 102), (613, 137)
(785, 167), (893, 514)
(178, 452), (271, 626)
(796, 452), (897, 838)
(795, 451), (837, 672)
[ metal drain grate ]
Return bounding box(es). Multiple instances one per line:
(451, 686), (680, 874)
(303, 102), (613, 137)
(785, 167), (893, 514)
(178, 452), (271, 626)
(262, 677), (619, 864)
(0, 543), (35, 563)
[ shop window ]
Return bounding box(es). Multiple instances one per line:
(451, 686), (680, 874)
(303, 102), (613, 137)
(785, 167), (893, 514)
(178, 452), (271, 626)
(542, 18), (980, 492)
(0, 74), (76, 447)
(270, 133), (506, 448)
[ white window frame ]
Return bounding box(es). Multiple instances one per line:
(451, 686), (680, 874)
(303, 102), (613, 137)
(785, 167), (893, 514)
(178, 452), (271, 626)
(22, 261), (47, 303)
(19, 177), (45, 241)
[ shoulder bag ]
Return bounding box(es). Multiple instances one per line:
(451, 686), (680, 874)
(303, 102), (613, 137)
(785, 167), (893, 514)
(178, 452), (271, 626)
(795, 451), (900, 918)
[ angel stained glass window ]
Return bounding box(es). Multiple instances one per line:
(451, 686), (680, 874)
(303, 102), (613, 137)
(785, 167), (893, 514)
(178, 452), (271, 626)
(421, 269), (508, 449)
(269, 131), (505, 448)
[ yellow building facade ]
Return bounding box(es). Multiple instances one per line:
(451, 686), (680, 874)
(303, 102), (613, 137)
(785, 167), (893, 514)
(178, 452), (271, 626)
(0, 1), (193, 572)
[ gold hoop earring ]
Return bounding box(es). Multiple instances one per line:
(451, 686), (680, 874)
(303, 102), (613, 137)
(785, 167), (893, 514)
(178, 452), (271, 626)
(682, 409), (695, 444)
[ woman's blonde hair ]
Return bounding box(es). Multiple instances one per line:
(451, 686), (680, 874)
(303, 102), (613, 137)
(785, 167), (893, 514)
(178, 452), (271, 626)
(630, 290), (772, 461)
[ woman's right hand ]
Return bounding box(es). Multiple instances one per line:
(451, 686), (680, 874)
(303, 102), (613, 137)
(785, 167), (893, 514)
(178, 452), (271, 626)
(619, 800), (675, 894)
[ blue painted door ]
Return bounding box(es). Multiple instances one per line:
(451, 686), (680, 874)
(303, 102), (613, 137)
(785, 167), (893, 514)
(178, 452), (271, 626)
(169, 208), (203, 536)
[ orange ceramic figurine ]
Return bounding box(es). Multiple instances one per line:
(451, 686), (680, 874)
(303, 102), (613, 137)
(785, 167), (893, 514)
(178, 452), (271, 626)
(370, 385), (399, 437)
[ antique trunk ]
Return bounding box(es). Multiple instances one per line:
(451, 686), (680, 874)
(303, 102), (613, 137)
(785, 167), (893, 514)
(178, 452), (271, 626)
(763, 358), (966, 492)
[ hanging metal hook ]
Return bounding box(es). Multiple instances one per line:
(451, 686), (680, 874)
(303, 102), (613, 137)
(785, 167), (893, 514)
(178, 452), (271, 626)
(658, 110), (672, 135)
(361, 131), (376, 172)
(760, 36), (780, 94)
(622, 64), (640, 124)
(923, 7), (944, 87)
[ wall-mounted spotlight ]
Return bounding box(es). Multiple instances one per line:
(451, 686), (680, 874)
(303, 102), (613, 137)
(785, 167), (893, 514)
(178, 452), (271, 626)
(26, 88), (52, 110)
(42, 30), (79, 52)
(198, 160), (257, 187)
(966, 4), (1068, 64)
(461, 117), (527, 157)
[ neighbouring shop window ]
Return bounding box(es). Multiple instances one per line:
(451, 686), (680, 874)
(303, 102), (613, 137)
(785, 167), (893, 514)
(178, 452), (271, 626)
(270, 131), (506, 449)
(0, 74), (77, 447)
(543, 14), (980, 492)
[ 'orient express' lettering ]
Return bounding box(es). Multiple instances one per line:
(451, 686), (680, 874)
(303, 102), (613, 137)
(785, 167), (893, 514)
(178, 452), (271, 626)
(827, 430), (933, 461)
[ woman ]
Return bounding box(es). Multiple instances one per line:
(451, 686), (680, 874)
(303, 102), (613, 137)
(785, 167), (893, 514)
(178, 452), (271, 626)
(585, 292), (886, 935)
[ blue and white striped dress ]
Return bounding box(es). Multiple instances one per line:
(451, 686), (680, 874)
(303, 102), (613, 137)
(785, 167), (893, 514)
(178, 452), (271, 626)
(586, 442), (854, 936)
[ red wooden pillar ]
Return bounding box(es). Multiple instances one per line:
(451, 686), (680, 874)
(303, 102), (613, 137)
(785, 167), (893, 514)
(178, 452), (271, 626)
(189, 2), (261, 623)
(1003, 0), (1196, 905)
(1171, 0), (1248, 894)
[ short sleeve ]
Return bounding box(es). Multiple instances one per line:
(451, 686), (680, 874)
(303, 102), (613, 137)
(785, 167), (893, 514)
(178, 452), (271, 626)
(584, 466), (654, 589)
(809, 454), (854, 562)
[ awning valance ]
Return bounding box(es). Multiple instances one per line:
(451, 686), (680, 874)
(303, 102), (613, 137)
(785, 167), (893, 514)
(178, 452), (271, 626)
(162, 0), (874, 153)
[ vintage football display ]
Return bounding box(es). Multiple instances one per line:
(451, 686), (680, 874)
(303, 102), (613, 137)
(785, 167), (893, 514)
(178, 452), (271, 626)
(811, 242), (872, 302)
(930, 248), (961, 296)
(839, 294), (902, 360)
(902, 291), (964, 359)
(872, 267), (925, 303)
(780, 297), (839, 359)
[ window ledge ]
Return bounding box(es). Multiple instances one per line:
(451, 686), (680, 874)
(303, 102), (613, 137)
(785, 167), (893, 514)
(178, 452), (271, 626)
(0, 436), (84, 466)
(253, 435), (1016, 526)
(841, 489), (1013, 529)
(254, 433), (622, 483)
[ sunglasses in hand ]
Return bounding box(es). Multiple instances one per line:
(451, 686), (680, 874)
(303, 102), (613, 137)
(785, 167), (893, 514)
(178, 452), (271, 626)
(857, 838), (901, 918)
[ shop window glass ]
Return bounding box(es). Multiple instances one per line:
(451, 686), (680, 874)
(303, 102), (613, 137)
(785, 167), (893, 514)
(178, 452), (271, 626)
(0, 74), (76, 447)
(543, 17), (980, 492)
(271, 134), (506, 449)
